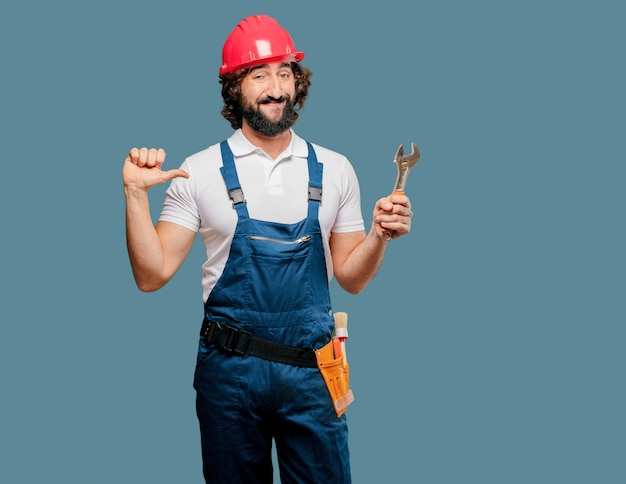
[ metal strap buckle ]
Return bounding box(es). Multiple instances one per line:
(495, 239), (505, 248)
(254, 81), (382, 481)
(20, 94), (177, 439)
(308, 185), (322, 202)
(228, 187), (246, 207)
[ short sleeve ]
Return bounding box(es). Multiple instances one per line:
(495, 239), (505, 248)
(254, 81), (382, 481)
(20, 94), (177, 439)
(158, 160), (200, 232)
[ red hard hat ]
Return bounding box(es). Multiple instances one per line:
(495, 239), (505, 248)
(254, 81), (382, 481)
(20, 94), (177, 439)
(220, 14), (305, 75)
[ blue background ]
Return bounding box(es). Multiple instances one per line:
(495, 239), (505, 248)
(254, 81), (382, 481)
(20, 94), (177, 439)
(1, 0), (624, 482)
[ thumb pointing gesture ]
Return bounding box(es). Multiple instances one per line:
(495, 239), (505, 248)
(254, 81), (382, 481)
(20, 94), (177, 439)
(123, 147), (189, 191)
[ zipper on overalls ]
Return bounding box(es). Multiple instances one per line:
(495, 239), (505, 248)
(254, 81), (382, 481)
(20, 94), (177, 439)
(249, 235), (311, 244)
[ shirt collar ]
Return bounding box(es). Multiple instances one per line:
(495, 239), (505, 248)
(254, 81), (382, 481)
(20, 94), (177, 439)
(228, 129), (309, 159)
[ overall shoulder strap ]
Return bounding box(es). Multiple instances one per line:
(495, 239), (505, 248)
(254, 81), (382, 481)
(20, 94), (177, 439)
(219, 140), (249, 219)
(306, 141), (323, 219)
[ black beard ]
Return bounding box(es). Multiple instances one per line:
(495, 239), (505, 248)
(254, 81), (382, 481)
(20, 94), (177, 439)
(241, 98), (296, 137)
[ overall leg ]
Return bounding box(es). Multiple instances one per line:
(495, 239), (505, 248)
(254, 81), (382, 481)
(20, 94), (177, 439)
(272, 364), (352, 484)
(194, 343), (274, 483)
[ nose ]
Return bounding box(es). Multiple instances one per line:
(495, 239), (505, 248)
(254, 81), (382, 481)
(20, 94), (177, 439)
(266, 75), (282, 99)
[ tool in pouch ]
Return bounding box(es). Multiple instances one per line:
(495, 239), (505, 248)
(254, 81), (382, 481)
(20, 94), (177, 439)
(315, 312), (354, 417)
(381, 141), (422, 241)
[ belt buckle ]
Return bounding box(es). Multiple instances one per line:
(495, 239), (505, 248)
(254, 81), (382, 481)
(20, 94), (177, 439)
(221, 323), (251, 356)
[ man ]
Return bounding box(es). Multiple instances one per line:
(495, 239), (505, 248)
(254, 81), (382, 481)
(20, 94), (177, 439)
(123, 14), (412, 483)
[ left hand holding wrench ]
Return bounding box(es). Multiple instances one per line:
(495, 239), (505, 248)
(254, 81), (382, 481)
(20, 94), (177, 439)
(378, 142), (421, 241)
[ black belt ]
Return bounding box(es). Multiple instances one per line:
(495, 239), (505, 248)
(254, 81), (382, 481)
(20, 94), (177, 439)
(200, 318), (318, 368)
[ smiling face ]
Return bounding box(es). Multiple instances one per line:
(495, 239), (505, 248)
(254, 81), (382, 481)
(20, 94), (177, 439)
(239, 62), (297, 137)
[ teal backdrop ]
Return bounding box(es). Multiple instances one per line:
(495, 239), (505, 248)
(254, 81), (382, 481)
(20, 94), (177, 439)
(1, 1), (624, 482)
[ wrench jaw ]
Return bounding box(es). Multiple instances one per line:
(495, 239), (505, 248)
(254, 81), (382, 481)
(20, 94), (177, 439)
(394, 142), (420, 168)
(394, 144), (405, 160)
(392, 142), (421, 193)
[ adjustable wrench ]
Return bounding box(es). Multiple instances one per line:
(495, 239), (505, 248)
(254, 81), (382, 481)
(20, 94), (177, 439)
(381, 142), (421, 241)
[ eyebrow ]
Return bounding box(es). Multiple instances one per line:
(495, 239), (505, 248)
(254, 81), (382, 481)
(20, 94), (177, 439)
(249, 63), (292, 72)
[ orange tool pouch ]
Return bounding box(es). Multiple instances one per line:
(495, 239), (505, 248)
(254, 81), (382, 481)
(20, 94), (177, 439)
(315, 341), (355, 418)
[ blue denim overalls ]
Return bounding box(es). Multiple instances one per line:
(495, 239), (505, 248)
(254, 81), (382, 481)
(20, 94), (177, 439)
(194, 140), (351, 483)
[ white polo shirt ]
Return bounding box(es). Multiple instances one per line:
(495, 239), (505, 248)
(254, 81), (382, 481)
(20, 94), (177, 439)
(159, 129), (365, 302)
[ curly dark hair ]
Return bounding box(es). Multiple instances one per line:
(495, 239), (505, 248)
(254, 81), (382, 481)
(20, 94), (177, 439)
(219, 62), (313, 130)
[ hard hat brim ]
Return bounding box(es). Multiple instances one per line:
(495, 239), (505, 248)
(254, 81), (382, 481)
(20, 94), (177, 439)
(219, 51), (305, 75)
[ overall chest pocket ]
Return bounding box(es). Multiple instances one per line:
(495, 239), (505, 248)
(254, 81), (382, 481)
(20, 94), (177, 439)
(247, 235), (312, 313)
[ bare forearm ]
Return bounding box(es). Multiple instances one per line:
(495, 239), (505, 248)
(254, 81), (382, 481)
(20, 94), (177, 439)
(332, 228), (388, 294)
(332, 193), (412, 294)
(124, 186), (167, 291)
(122, 147), (193, 291)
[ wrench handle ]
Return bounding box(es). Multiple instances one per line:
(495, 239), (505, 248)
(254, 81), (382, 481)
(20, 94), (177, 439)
(381, 189), (405, 241)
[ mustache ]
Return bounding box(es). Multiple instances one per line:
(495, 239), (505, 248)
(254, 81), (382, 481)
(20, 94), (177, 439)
(259, 95), (290, 104)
